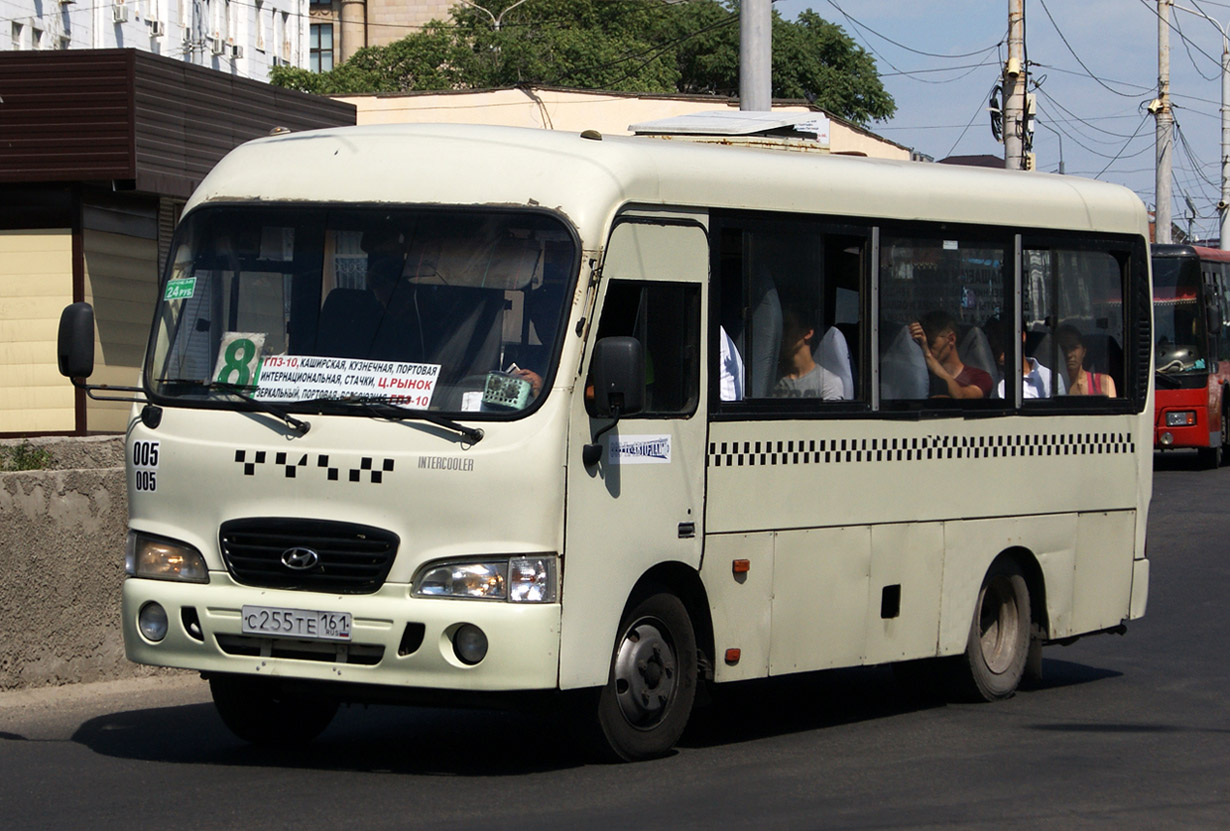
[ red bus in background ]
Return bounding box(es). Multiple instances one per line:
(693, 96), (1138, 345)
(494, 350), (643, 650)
(1151, 244), (1230, 467)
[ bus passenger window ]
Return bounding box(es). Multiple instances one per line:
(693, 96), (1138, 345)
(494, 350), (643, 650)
(715, 222), (864, 405)
(878, 236), (1007, 404)
(1023, 248), (1126, 401)
(589, 280), (700, 417)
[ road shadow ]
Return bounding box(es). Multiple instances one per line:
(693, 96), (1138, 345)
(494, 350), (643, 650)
(681, 657), (1122, 750)
(1153, 450), (1212, 472)
(70, 657), (1125, 772)
(72, 701), (584, 775)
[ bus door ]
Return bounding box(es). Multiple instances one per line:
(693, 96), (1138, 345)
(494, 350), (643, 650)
(559, 215), (709, 689)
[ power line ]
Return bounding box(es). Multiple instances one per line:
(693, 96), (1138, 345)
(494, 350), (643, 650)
(1033, 87), (1145, 141)
(1172, 8), (1221, 81)
(943, 82), (1000, 159)
(1094, 112), (1153, 178)
(822, 0), (1005, 60)
(1136, 0), (1224, 67)
(1038, 0), (1152, 97)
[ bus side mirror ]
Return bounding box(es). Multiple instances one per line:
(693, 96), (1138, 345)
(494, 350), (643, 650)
(590, 336), (644, 418)
(583, 336), (645, 466)
(57, 302), (96, 380)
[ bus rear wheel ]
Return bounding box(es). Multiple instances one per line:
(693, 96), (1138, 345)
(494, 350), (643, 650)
(587, 590), (698, 762)
(209, 675), (338, 746)
(956, 559), (1032, 702)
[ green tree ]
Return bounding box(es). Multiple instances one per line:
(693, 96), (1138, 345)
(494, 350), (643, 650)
(273, 1), (895, 125)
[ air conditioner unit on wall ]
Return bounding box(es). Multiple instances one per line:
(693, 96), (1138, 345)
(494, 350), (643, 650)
(230, 44), (243, 59)
(113, 3), (128, 23)
(148, 20), (164, 37)
(209, 35), (225, 55)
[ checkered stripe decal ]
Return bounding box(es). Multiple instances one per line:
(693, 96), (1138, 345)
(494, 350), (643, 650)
(234, 450), (395, 483)
(708, 432), (1136, 467)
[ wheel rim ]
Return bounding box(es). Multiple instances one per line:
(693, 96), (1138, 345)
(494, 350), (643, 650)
(612, 618), (678, 729)
(978, 576), (1021, 675)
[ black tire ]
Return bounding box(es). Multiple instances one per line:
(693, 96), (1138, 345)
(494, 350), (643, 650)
(586, 590), (698, 762)
(954, 558), (1032, 702)
(209, 675), (338, 746)
(1198, 444), (1222, 470)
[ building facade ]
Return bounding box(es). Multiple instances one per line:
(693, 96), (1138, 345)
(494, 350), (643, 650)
(307, 0), (447, 68)
(1, 0), (311, 80)
(0, 49), (355, 436)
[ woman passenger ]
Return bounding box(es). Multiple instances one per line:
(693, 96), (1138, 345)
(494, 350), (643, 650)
(1056, 323), (1117, 397)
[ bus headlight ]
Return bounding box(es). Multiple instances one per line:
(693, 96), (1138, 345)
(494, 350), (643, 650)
(126, 531), (209, 583)
(414, 555), (558, 603)
(1165, 411), (1197, 427)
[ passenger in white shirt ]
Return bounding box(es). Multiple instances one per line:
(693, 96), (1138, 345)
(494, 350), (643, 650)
(719, 326), (744, 401)
(988, 318), (1065, 399)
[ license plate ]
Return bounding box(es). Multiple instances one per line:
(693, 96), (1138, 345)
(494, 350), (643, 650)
(241, 605), (352, 642)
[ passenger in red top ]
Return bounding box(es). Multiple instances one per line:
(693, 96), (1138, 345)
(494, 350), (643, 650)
(909, 310), (993, 399)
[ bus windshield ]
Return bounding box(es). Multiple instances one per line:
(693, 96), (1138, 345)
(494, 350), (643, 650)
(1152, 256), (1206, 374)
(147, 206), (577, 416)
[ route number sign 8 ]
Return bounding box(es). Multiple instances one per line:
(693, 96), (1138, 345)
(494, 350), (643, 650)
(214, 332), (266, 387)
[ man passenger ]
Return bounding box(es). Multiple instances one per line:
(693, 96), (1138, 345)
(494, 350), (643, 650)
(909, 310), (992, 399)
(774, 302), (843, 399)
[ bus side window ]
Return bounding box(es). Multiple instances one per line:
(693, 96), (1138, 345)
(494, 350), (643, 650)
(589, 280), (700, 417)
(1024, 248), (1126, 400)
(715, 221), (864, 405)
(878, 235), (1008, 405)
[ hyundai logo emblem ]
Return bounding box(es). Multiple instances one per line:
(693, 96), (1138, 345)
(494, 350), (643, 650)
(281, 547), (320, 571)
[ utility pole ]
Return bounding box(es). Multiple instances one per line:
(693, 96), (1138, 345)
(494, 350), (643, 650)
(1004, 0), (1027, 170)
(740, 0), (772, 111)
(1155, 0), (1174, 244)
(1220, 30), (1229, 248)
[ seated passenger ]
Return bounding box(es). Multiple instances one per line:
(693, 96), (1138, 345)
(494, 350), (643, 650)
(985, 317), (1063, 399)
(773, 304), (843, 400)
(719, 325), (745, 401)
(909, 310), (992, 399)
(1056, 323), (1117, 397)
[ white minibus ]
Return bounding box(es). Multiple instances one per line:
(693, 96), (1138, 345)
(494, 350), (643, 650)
(59, 124), (1152, 761)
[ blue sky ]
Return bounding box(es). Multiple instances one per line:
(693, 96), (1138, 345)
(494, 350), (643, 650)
(773, 0), (1230, 240)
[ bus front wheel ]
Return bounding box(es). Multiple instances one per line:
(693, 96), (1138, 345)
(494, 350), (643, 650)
(209, 674), (338, 746)
(587, 590), (698, 762)
(957, 559), (1032, 702)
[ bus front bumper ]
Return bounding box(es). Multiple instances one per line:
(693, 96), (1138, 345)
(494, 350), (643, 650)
(121, 574), (561, 692)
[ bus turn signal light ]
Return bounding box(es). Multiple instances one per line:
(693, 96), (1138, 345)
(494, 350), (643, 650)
(725, 648), (741, 665)
(732, 559), (750, 574)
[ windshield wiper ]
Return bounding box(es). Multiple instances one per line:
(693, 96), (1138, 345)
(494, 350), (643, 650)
(353, 398), (484, 444)
(161, 379), (311, 435)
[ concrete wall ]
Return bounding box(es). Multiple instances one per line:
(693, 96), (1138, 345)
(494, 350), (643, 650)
(0, 436), (168, 691)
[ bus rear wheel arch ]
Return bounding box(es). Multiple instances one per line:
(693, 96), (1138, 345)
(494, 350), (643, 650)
(956, 556), (1033, 702)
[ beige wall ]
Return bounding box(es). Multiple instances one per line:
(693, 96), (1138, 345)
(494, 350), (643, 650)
(0, 230), (75, 434)
(367, 0), (453, 48)
(83, 229), (158, 433)
(336, 88), (913, 160)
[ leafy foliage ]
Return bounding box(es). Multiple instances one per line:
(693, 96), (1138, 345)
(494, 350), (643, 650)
(274, 0), (895, 124)
(0, 440), (54, 471)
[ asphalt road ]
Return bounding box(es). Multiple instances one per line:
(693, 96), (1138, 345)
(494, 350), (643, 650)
(2, 453), (1228, 830)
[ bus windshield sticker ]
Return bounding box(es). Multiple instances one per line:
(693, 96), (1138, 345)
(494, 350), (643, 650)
(609, 435), (672, 465)
(164, 277), (197, 301)
(253, 355), (440, 407)
(214, 332), (267, 386)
